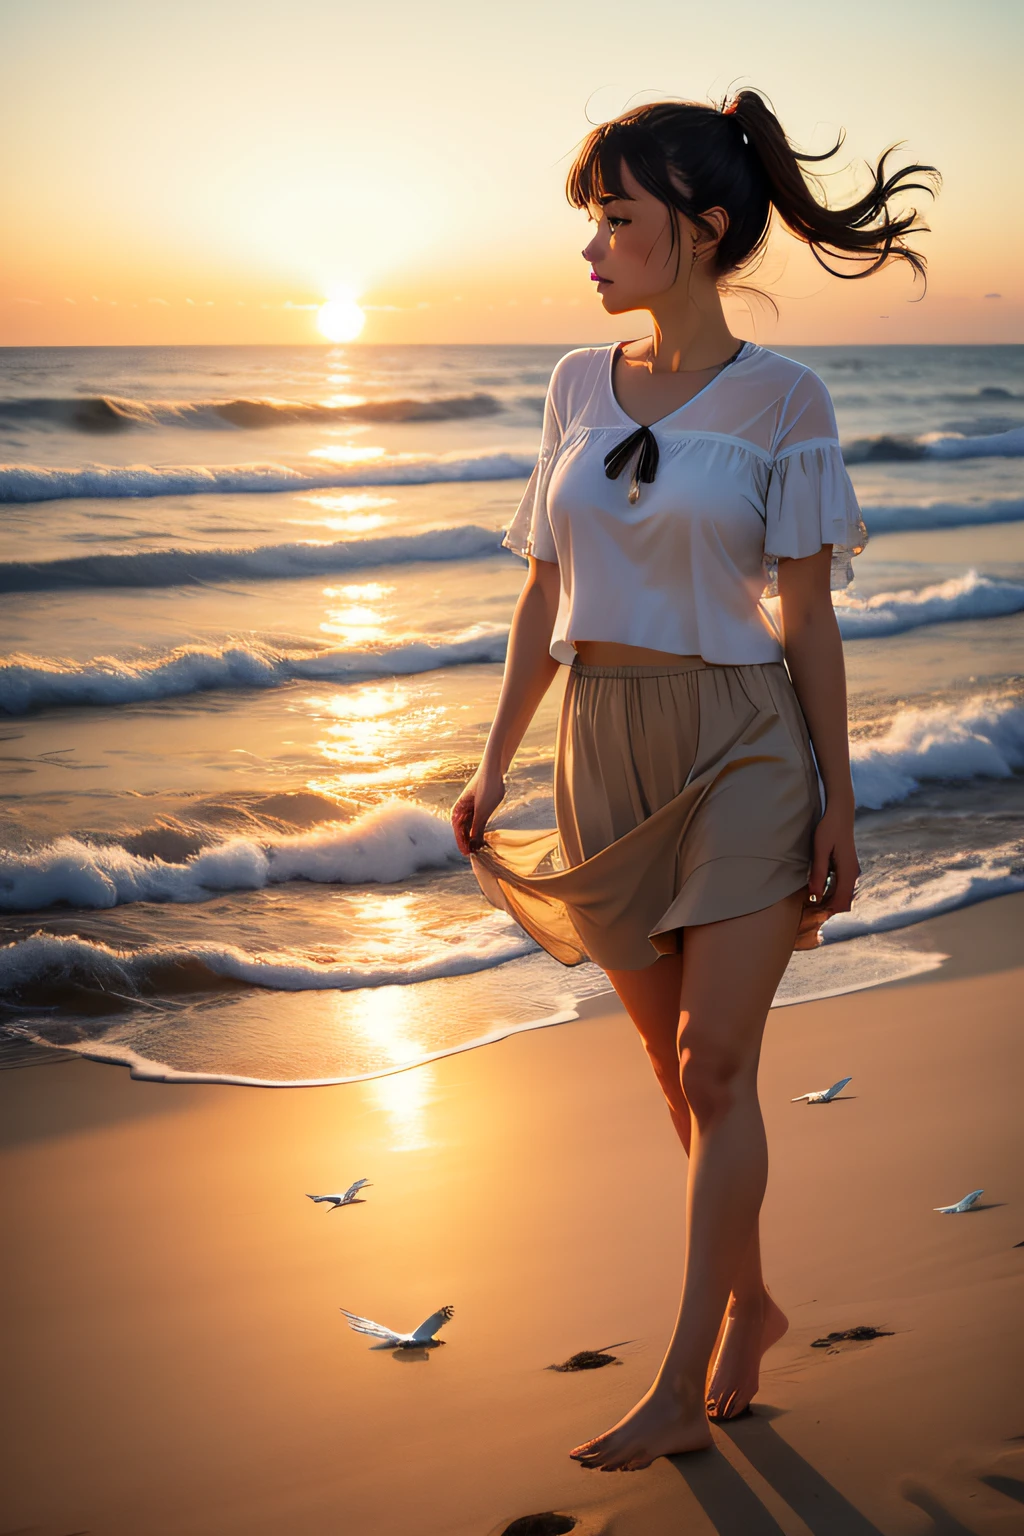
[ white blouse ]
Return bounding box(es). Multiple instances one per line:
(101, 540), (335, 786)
(503, 340), (868, 666)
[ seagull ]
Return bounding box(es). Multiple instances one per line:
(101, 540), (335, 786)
(306, 1179), (372, 1209)
(935, 1189), (984, 1214)
(339, 1304), (454, 1348)
(791, 1076), (852, 1104)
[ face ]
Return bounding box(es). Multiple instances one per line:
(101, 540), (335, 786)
(581, 159), (724, 314)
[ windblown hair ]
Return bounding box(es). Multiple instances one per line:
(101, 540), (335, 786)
(566, 88), (940, 289)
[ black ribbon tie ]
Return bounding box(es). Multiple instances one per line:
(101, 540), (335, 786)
(603, 424), (659, 504)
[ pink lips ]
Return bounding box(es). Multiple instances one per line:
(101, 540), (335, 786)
(591, 272), (610, 282)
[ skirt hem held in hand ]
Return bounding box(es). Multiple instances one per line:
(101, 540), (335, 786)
(470, 655), (822, 972)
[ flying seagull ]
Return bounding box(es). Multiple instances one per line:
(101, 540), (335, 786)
(306, 1179), (372, 1209)
(935, 1189), (984, 1214)
(339, 1304), (454, 1348)
(791, 1076), (852, 1104)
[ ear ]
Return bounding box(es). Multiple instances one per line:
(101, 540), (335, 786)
(695, 205), (730, 260)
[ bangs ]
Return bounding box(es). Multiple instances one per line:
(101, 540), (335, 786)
(566, 125), (635, 211)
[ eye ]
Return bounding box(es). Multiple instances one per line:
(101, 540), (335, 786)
(607, 215), (627, 231)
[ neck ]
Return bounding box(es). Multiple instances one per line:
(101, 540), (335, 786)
(646, 286), (738, 373)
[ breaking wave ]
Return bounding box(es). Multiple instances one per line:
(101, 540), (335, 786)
(857, 497), (1024, 535)
(2, 693), (1022, 911)
(0, 626), (509, 714)
(0, 451), (536, 504)
(0, 392), (506, 432)
(0, 800), (461, 912)
(0, 847), (1017, 1021)
(843, 425), (1024, 463)
(6, 571), (1021, 714)
(5, 501), (1024, 597)
(833, 570), (1024, 639)
(0, 916), (535, 1004)
(0, 524), (507, 592)
(821, 842), (1024, 941)
(850, 694), (1024, 810)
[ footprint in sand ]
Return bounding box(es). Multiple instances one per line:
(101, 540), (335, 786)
(498, 1519), (578, 1536)
(493, 1516), (612, 1536)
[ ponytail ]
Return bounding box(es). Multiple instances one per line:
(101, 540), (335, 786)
(566, 88), (940, 288)
(725, 89), (939, 282)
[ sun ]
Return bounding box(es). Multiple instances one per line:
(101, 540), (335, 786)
(317, 297), (366, 343)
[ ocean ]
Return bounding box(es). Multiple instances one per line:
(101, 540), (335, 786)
(1, 342), (1022, 1086)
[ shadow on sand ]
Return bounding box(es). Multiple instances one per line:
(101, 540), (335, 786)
(669, 1405), (886, 1536)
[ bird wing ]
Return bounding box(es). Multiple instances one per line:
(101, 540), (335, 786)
(342, 1178), (371, 1202)
(339, 1308), (401, 1343)
(307, 1194), (328, 1202)
(823, 1076), (852, 1100)
(410, 1304), (454, 1342)
(958, 1189), (984, 1210)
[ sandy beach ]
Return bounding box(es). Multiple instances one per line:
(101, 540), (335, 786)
(2, 891), (1021, 1536)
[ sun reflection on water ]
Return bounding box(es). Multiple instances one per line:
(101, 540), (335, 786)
(289, 491), (396, 536)
(333, 934), (438, 1151)
(309, 444), (386, 464)
(302, 681), (451, 798)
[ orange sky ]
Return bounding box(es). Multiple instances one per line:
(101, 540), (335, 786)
(2, 0), (1020, 347)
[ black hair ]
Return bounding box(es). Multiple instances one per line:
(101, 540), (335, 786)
(566, 88), (940, 288)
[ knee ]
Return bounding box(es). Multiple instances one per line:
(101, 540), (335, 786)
(677, 1024), (746, 1125)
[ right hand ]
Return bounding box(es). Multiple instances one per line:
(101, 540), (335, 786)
(451, 763), (507, 856)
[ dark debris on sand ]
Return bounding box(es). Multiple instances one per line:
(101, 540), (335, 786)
(548, 1349), (621, 1372)
(500, 1518), (577, 1536)
(811, 1325), (894, 1348)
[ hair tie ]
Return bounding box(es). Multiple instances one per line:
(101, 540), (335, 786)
(722, 104), (750, 146)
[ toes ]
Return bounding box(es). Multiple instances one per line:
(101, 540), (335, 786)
(569, 1439), (601, 1459)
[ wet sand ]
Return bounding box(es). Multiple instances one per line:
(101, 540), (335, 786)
(1, 894), (1022, 1536)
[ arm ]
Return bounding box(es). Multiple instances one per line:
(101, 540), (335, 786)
(451, 555), (561, 855)
(777, 546), (860, 918)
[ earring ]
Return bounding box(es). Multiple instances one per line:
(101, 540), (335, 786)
(691, 231), (699, 265)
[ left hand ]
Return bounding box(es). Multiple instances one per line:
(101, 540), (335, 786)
(795, 805), (860, 950)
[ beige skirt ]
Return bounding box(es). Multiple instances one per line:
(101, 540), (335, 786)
(470, 655), (822, 971)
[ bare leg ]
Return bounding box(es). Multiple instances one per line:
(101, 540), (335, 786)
(571, 891), (803, 1471)
(601, 953), (788, 1420)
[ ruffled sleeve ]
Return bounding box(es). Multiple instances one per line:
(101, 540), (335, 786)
(761, 366), (868, 596)
(501, 367), (562, 564)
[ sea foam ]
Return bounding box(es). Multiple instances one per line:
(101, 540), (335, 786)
(0, 452), (535, 504)
(833, 570), (1024, 639)
(0, 626), (509, 714)
(4, 571), (1021, 715)
(850, 693), (1024, 810)
(821, 842), (1024, 940)
(0, 915), (535, 1001)
(0, 850), (1015, 1018)
(2, 693), (1021, 911)
(0, 800), (461, 912)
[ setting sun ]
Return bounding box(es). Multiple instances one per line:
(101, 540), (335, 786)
(317, 297), (366, 342)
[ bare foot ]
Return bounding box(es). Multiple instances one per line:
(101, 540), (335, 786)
(705, 1290), (788, 1420)
(569, 1380), (713, 1471)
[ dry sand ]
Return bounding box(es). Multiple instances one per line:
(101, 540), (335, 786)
(1, 894), (1022, 1536)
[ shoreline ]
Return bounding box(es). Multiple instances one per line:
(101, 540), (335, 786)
(2, 893), (1022, 1535)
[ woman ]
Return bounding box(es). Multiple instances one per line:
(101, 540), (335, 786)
(451, 89), (937, 1473)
